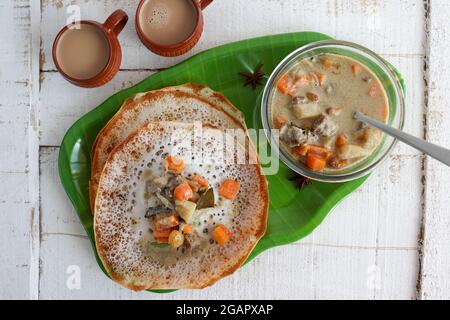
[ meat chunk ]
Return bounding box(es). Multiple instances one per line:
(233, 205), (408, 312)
(357, 127), (383, 149)
(358, 121), (369, 130)
(145, 175), (168, 194)
(290, 96), (309, 105)
(312, 114), (338, 137)
(306, 92), (319, 102)
(145, 205), (171, 218)
(183, 233), (202, 251)
(279, 123), (319, 148)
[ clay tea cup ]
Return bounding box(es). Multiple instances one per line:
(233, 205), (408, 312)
(136, 0), (213, 57)
(52, 9), (129, 88)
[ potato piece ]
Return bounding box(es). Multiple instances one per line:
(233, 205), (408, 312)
(339, 144), (371, 160)
(175, 200), (197, 222)
(323, 136), (336, 150)
(292, 103), (322, 119)
(339, 144), (370, 160)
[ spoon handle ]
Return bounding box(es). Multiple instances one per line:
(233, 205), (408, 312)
(354, 112), (450, 167)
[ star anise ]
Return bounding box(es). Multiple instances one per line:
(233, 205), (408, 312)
(289, 173), (313, 190)
(239, 63), (265, 91)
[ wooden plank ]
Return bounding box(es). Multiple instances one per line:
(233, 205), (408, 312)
(40, 147), (86, 237)
(40, 0), (425, 71)
(0, 0), (38, 299)
(39, 228), (417, 299)
(419, 0), (450, 300)
(307, 154), (423, 249)
(39, 55), (424, 148)
(39, 71), (154, 146)
(373, 249), (418, 299)
(36, 0), (428, 299)
(29, 0), (42, 301)
(0, 0), (431, 301)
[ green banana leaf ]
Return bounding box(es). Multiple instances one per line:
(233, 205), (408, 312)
(58, 32), (405, 292)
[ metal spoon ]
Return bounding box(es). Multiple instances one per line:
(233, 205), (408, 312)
(354, 112), (450, 167)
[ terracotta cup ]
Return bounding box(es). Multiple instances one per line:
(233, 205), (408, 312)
(52, 10), (129, 88)
(136, 0), (213, 57)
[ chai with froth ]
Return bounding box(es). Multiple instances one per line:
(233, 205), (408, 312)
(138, 0), (198, 45)
(55, 24), (110, 80)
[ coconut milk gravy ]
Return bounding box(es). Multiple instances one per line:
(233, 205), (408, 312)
(270, 53), (389, 171)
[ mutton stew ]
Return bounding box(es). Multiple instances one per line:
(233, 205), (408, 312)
(270, 53), (389, 172)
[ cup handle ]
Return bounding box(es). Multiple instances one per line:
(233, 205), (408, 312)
(103, 9), (128, 36)
(198, 0), (213, 10)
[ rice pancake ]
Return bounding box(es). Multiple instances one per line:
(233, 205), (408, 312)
(90, 83), (246, 212)
(94, 121), (269, 290)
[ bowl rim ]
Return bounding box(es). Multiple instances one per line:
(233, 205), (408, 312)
(261, 39), (405, 182)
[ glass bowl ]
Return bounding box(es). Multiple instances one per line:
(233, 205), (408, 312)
(261, 40), (405, 182)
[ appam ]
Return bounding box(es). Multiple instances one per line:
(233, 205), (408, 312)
(90, 84), (247, 211)
(94, 121), (268, 290)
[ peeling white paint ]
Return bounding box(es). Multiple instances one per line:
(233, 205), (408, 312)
(3, 0), (450, 299)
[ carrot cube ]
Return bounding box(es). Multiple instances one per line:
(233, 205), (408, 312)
(212, 224), (232, 246)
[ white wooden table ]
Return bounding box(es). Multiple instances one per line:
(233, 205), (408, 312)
(1, 0), (449, 300)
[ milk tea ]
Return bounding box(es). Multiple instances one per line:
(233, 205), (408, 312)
(139, 0), (198, 45)
(56, 24), (110, 80)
